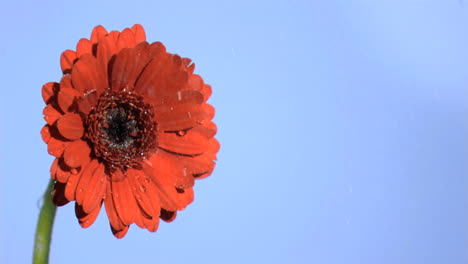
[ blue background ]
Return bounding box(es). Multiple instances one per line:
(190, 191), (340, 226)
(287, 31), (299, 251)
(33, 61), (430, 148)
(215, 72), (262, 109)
(1, 1), (467, 263)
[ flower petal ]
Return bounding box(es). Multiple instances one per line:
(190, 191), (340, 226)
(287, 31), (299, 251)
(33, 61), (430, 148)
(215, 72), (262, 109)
(158, 125), (213, 156)
(47, 136), (67, 157)
(110, 42), (151, 91)
(127, 169), (161, 219)
(52, 182), (70, 206)
(104, 183), (128, 238)
(42, 82), (59, 104)
(110, 176), (139, 226)
(63, 139), (91, 168)
(41, 125), (51, 143)
(75, 159), (100, 205)
(76, 202), (102, 228)
(43, 104), (62, 125)
(156, 103), (206, 131)
(58, 87), (81, 113)
(96, 31), (119, 82)
(71, 53), (107, 94)
(51, 158), (72, 183)
(60, 50), (77, 73)
(131, 24), (146, 43)
(56, 113), (84, 140)
(64, 172), (80, 201)
(90, 25), (108, 43)
(141, 214), (160, 232)
(116, 28), (136, 50)
(81, 163), (106, 214)
(76, 38), (93, 57)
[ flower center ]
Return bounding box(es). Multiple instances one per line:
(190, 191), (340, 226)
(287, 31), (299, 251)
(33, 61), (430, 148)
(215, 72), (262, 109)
(86, 90), (157, 172)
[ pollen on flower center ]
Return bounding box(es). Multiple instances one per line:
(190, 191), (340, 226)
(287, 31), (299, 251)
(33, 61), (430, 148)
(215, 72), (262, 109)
(86, 90), (157, 172)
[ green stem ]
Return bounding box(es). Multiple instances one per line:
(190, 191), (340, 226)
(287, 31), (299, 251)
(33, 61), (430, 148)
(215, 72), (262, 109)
(33, 178), (57, 264)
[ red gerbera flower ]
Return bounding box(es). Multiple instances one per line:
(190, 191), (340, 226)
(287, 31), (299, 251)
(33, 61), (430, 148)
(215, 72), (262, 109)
(41, 24), (219, 238)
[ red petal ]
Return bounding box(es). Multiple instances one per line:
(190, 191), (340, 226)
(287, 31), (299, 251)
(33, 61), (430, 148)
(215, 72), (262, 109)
(131, 24), (146, 43)
(82, 163), (106, 214)
(71, 53), (107, 94)
(76, 202), (102, 228)
(76, 38), (93, 57)
(104, 182), (128, 238)
(64, 172), (80, 201)
(57, 87), (81, 113)
(158, 125), (214, 156)
(90, 25), (108, 43)
(41, 125), (51, 143)
(96, 32), (119, 83)
(110, 42), (151, 91)
(56, 113), (84, 140)
(60, 50), (77, 73)
(42, 82), (59, 104)
(43, 104), (62, 125)
(52, 182), (70, 206)
(75, 159), (100, 205)
(156, 103), (206, 131)
(127, 169), (161, 219)
(52, 158), (71, 183)
(47, 136), (67, 157)
(110, 176), (138, 226)
(116, 28), (136, 50)
(111, 225), (129, 239)
(63, 140), (91, 168)
(141, 215), (160, 232)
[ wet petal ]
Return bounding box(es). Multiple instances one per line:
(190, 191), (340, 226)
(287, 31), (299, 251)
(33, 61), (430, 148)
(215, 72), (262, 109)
(111, 177), (139, 226)
(81, 163), (106, 214)
(75, 159), (100, 205)
(104, 182), (128, 238)
(47, 136), (67, 157)
(127, 169), (161, 219)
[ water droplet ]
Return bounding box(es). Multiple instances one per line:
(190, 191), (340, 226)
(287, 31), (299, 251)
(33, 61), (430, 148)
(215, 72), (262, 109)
(144, 178), (151, 183)
(140, 185), (147, 192)
(177, 91), (182, 101)
(187, 112), (192, 118)
(177, 130), (186, 136)
(78, 188), (83, 193)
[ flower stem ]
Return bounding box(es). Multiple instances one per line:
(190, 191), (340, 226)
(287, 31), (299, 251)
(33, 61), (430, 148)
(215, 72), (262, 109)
(33, 179), (57, 264)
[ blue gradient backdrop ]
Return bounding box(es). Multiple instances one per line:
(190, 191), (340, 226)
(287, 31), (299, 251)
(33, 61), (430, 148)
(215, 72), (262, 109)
(1, 1), (467, 263)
